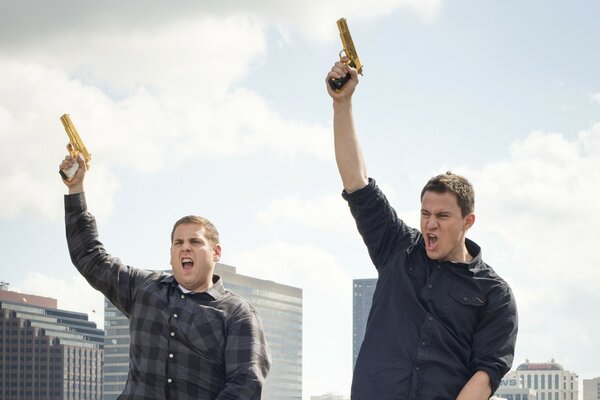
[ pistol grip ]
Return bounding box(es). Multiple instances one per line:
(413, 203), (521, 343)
(329, 73), (351, 91)
(60, 161), (79, 182)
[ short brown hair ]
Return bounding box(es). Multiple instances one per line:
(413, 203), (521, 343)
(171, 215), (220, 245)
(420, 171), (474, 217)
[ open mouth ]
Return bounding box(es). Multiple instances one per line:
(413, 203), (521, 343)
(182, 258), (194, 270)
(426, 234), (438, 250)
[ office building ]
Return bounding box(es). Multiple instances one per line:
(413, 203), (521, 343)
(494, 372), (538, 400)
(352, 278), (376, 368)
(103, 263), (302, 400)
(584, 377), (600, 400)
(508, 360), (579, 400)
(0, 287), (104, 400)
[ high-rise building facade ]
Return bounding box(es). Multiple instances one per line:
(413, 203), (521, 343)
(0, 288), (104, 400)
(501, 360), (579, 400)
(103, 263), (302, 400)
(584, 377), (600, 400)
(352, 278), (376, 368)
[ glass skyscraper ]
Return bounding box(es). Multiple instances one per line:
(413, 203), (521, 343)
(352, 278), (377, 368)
(103, 263), (302, 400)
(0, 288), (104, 400)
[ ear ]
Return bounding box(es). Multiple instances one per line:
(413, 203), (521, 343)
(464, 213), (475, 231)
(213, 243), (222, 262)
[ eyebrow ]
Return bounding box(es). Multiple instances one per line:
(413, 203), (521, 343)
(421, 209), (453, 216)
(172, 236), (205, 243)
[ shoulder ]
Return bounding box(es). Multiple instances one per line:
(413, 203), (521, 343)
(218, 290), (262, 326)
(130, 268), (173, 288)
(476, 263), (517, 308)
(223, 290), (258, 314)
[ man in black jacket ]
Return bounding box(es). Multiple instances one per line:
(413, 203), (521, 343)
(326, 59), (518, 400)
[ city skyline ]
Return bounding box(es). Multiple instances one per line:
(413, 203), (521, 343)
(1, 1), (600, 398)
(2, 284), (598, 400)
(0, 288), (104, 399)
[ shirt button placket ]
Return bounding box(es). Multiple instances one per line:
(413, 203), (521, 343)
(168, 307), (179, 385)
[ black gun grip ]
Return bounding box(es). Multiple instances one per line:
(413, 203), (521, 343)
(329, 73), (351, 91)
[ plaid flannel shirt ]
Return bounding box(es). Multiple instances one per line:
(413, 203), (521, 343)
(65, 193), (271, 400)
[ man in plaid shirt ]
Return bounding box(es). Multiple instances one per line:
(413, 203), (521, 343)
(60, 154), (271, 400)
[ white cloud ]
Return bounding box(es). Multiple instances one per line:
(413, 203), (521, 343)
(470, 127), (600, 286)
(0, 15), (332, 221)
(460, 125), (600, 373)
(257, 194), (355, 234)
(0, 1), (443, 45)
(13, 272), (105, 328)
(256, 180), (402, 235)
(590, 92), (600, 105)
(231, 241), (353, 398)
(0, 1), (445, 222)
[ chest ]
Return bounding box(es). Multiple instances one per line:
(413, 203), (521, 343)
(381, 251), (487, 338)
(128, 286), (228, 356)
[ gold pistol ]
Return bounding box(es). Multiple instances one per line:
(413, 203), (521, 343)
(329, 18), (363, 91)
(59, 114), (91, 181)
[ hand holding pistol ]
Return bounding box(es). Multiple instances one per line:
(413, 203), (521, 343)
(329, 18), (363, 91)
(59, 114), (91, 182)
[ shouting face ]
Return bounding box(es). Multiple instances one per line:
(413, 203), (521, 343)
(420, 190), (475, 262)
(170, 223), (221, 292)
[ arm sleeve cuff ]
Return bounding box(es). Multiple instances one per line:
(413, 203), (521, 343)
(341, 177), (377, 201)
(473, 366), (501, 395)
(64, 192), (87, 213)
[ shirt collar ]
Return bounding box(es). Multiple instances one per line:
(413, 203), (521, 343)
(449, 238), (484, 273)
(158, 273), (227, 301)
(415, 236), (485, 273)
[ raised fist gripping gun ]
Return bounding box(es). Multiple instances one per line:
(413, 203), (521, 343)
(328, 18), (363, 91)
(59, 114), (91, 181)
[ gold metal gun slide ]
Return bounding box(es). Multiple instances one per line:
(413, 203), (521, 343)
(59, 114), (92, 181)
(329, 18), (364, 91)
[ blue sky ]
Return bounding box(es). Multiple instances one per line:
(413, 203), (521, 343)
(1, 0), (599, 397)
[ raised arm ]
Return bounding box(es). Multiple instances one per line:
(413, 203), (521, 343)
(59, 153), (138, 317)
(326, 59), (368, 193)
